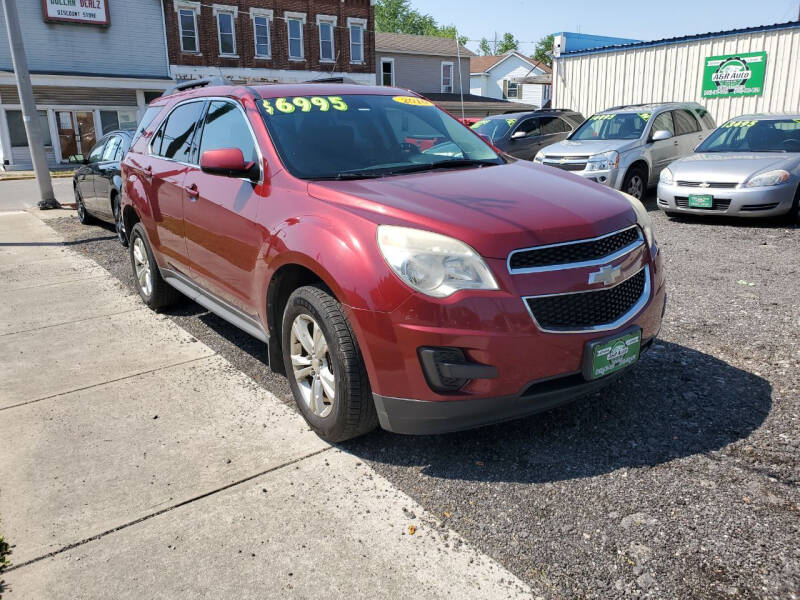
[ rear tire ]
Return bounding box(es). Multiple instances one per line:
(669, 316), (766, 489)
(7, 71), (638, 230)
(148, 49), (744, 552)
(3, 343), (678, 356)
(75, 187), (93, 225)
(622, 166), (647, 201)
(128, 222), (181, 310)
(281, 285), (377, 442)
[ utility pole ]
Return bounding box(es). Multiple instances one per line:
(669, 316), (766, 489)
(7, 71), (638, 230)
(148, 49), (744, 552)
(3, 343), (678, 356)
(2, 0), (58, 209)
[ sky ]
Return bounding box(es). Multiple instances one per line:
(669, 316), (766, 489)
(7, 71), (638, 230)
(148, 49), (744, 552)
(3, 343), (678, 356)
(408, 0), (800, 54)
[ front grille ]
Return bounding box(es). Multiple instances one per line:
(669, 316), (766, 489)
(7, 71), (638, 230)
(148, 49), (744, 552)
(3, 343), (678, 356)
(675, 197), (731, 211)
(509, 227), (641, 271)
(526, 268), (647, 331)
(676, 180), (739, 188)
(543, 161), (587, 172)
(544, 154), (591, 160)
(740, 202), (779, 211)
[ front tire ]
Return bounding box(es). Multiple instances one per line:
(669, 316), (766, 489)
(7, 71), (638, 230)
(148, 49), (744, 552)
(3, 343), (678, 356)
(128, 223), (181, 310)
(622, 166), (647, 201)
(281, 285), (377, 442)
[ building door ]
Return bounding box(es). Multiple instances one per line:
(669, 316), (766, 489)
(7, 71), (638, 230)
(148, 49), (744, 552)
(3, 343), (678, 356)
(56, 111), (97, 161)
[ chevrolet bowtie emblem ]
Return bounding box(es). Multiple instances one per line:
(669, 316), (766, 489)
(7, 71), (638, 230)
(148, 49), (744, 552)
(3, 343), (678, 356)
(588, 265), (622, 286)
(699, 182), (710, 188)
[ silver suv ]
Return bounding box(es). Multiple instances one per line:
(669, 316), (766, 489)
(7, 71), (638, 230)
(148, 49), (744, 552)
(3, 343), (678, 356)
(534, 102), (716, 200)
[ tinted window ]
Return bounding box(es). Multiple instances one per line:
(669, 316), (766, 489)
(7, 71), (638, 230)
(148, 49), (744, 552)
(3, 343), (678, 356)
(470, 117), (515, 142)
(673, 109), (700, 135)
(516, 118), (542, 136)
(540, 117), (566, 135)
(154, 101), (204, 162)
(571, 113), (647, 140)
(101, 136), (122, 162)
(88, 139), (106, 163)
(132, 106), (163, 145)
(694, 107), (716, 129)
(199, 101), (258, 164)
(651, 112), (675, 137)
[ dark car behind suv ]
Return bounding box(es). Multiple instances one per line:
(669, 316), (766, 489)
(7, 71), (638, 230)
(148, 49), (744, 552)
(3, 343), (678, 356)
(470, 109), (585, 160)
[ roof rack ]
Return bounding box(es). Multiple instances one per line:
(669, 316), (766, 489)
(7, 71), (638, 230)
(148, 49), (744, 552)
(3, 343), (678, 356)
(163, 76), (231, 97)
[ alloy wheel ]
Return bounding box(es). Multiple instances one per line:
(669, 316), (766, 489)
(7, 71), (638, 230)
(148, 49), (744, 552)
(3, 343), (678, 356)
(132, 236), (153, 297)
(627, 175), (644, 200)
(290, 314), (335, 418)
(75, 189), (86, 220)
(114, 199), (126, 244)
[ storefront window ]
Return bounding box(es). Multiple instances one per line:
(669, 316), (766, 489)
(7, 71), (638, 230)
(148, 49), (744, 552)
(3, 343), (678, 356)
(7, 110), (52, 147)
(100, 110), (139, 134)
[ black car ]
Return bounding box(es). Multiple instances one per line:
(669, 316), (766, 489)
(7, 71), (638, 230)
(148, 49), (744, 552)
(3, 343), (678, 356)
(470, 109), (585, 161)
(73, 129), (134, 246)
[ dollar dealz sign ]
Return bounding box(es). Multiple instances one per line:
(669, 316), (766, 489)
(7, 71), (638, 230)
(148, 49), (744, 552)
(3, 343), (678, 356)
(42, 0), (110, 26)
(702, 52), (766, 98)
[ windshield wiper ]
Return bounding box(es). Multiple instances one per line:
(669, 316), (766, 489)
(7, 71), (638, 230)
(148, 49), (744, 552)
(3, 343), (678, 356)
(311, 172), (388, 181)
(386, 159), (500, 175)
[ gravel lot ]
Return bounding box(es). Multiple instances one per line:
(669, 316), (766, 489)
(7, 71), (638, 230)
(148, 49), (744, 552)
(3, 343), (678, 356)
(46, 195), (799, 599)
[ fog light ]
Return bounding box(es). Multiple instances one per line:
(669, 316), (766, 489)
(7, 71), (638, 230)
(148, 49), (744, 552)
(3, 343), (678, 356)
(418, 347), (498, 393)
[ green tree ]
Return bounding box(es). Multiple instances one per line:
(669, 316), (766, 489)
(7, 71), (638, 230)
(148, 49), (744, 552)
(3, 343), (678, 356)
(375, 0), (466, 45)
(532, 34), (554, 67)
(496, 32), (520, 54)
(478, 37), (494, 55)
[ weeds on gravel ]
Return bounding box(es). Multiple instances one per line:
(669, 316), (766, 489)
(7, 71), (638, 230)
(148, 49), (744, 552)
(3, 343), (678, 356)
(0, 533), (10, 599)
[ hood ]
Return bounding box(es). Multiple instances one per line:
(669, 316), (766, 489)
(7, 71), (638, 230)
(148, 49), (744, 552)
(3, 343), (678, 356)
(669, 152), (800, 183)
(307, 161), (636, 259)
(540, 138), (640, 157)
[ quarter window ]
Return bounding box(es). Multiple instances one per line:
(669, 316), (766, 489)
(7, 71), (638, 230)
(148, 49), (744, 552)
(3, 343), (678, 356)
(318, 17), (335, 62)
(348, 18), (365, 63)
(287, 16), (305, 60)
(253, 14), (271, 57)
(441, 62), (453, 93)
(198, 101), (258, 166)
(152, 101), (204, 163)
(217, 11), (236, 56)
(178, 8), (198, 53)
(673, 109), (701, 135)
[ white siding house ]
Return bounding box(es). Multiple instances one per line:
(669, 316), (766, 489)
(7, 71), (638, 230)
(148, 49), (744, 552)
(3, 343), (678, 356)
(470, 52), (551, 107)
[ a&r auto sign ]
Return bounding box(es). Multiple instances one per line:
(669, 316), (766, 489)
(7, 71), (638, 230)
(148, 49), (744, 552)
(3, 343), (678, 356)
(702, 51), (766, 98)
(42, 0), (110, 26)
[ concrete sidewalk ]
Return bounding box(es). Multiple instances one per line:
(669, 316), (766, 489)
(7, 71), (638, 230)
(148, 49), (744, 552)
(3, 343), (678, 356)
(0, 210), (532, 599)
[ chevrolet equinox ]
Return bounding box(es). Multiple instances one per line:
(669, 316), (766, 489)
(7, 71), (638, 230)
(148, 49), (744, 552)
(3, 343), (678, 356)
(121, 80), (666, 441)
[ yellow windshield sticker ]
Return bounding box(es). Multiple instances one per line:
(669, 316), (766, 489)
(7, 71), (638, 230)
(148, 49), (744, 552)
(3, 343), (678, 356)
(393, 96), (434, 106)
(262, 96), (347, 116)
(721, 120), (757, 128)
(471, 119), (489, 129)
(638, 112), (651, 121)
(793, 119), (800, 125)
(590, 114), (614, 121)
(505, 118), (517, 126)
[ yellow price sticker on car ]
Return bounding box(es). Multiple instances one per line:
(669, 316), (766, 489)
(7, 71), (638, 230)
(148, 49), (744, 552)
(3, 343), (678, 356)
(638, 113), (651, 121)
(471, 119), (489, 129)
(505, 118), (517, 126)
(262, 96), (348, 116)
(393, 96), (434, 106)
(722, 120), (757, 128)
(590, 114), (614, 121)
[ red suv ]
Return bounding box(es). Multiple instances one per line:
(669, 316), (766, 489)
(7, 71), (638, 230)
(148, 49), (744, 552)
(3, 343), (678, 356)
(121, 80), (666, 442)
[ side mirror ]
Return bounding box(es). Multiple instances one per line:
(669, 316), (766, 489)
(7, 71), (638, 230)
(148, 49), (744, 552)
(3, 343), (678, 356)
(200, 148), (257, 180)
(651, 129), (673, 142)
(511, 130), (527, 140)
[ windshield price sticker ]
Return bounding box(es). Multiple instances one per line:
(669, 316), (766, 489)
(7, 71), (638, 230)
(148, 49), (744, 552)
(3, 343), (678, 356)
(262, 96), (348, 116)
(721, 120), (757, 128)
(637, 112), (651, 121)
(471, 119), (489, 129)
(392, 96), (434, 107)
(505, 118), (517, 126)
(590, 114), (614, 121)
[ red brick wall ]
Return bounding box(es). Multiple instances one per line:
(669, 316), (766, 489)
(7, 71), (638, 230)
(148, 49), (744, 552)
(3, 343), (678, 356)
(163, 0), (374, 76)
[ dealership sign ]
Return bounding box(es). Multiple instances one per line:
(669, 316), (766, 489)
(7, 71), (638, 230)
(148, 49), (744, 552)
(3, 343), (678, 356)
(42, 0), (110, 26)
(702, 52), (766, 98)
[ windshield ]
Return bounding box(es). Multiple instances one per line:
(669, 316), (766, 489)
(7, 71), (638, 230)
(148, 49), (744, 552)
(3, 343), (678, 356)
(259, 94), (502, 179)
(696, 118), (800, 153)
(470, 117), (518, 142)
(570, 113), (648, 140)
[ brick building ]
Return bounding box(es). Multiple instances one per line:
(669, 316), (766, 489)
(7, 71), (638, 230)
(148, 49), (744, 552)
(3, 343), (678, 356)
(165, 0), (375, 84)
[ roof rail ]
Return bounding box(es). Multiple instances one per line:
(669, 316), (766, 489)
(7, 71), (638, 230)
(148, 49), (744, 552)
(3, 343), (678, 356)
(163, 76), (231, 97)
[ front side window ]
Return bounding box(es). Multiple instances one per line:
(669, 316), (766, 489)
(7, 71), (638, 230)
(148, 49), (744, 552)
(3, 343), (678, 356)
(381, 59), (394, 86)
(287, 18), (304, 60)
(152, 101), (204, 163)
(651, 112), (675, 137)
(441, 62), (453, 93)
(199, 101), (258, 165)
(516, 118), (542, 137)
(259, 94), (502, 180)
(571, 113), (648, 141)
(178, 8), (198, 53)
(101, 136), (123, 162)
(88, 139), (106, 163)
(253, 15), (270, 57)
(132, 106), (163, 145)
(217, 11), (236, 55)
(318, 18), (335, 62)
(349, 22), (364, 63)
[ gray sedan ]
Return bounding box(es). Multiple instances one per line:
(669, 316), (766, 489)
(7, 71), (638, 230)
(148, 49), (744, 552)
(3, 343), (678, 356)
(657, 114), (800, 221)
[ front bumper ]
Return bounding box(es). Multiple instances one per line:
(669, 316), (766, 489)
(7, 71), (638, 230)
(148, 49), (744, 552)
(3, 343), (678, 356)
(537, 159), (623, 189)
(657, 181), (797, 217)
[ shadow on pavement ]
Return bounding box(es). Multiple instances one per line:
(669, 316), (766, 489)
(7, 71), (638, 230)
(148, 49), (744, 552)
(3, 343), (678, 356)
(343, 341), (771, 484)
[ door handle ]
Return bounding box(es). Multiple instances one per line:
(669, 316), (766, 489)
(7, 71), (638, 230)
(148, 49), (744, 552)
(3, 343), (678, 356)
(185, 183), (200, 201)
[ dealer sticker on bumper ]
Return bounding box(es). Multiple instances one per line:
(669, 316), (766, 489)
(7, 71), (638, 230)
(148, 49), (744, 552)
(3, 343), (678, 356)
(687, 194), (713, 208)
(585, 329), (641, 380)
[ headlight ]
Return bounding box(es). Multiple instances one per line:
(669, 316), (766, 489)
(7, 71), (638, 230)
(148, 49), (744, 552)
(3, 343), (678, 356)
(533, 151), (544, 163)
(619, 191), (655, 249)
(659, 167), (674, 185)
(744, 169), (790, 187)
(586, 150), (619, 172)
(377, 226), (499, 298)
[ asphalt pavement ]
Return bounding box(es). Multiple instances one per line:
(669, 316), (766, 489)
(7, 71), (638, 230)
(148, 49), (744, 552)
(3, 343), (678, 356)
(2, 181), (798, 598)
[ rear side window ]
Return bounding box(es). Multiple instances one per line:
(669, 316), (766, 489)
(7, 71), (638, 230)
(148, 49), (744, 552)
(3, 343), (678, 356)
(152, 101), (204, 163)
(540, 117), (568, 135)
(198, 101), (258, 164)
(673, 109), (701, 135)
(651, 112), (675, 136)
(694, 107), (716, 130)
(132, 106), (163, 145)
